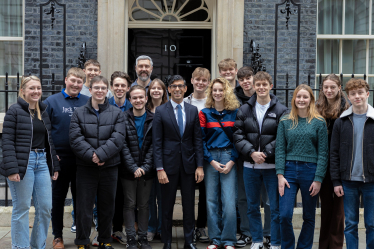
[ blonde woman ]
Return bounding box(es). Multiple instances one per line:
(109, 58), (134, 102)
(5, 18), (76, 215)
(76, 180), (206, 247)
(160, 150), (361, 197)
(0, 75), (60, 249)
(275, 84), (328, 249)
(199, 77), (240, 249)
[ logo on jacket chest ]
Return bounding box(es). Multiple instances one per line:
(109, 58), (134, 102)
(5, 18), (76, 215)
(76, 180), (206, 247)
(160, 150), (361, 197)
(62, 106), (78, 116)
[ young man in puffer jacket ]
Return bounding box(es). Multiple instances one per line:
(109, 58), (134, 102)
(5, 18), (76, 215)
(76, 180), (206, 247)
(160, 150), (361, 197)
(120, 85), (155, 249)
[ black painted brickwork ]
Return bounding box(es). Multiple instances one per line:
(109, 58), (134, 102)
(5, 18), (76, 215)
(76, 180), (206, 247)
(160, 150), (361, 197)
(243, 0), (317, 104)
(24, 0), (98, 87)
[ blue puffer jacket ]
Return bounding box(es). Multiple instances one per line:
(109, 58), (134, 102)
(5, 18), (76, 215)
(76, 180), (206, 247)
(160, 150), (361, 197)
(199, 108), (239, 163)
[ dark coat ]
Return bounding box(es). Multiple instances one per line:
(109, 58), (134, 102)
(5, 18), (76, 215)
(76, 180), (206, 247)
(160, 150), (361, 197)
(69, 98), (126, 167)
(153, 101), (204, 175)
(121, 108), (155, 180)
(330, 105), (374, 186)
(234, 85), (251, 105)
(0, 97), (60, 179)
(233, 93), (288, 164)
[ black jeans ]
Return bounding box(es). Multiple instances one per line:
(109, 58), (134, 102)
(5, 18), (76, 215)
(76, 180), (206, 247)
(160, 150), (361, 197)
(75, 165), (118, 245)
(112, 178), (124, 232)
(121, 177), (153, 238)
(51, 155), (77, 239)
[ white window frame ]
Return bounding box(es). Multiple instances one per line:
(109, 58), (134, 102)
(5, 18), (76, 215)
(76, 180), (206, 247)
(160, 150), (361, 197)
(316, 0), (374, 81)
(0, 0), (25, 83)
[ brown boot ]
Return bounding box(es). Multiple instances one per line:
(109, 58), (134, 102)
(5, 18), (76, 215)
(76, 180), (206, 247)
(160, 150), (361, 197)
(53, 238), (65, 249)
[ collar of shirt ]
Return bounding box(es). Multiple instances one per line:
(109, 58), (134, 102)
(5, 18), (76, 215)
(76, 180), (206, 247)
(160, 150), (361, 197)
(114, 98), (127, 108)
(170, 99), (185, 110)
(132, 80), (151, 88)
(62, 88), (80, 99)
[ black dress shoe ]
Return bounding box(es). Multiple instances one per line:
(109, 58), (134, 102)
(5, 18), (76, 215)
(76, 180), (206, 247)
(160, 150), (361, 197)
(184, 243), (198, 249)
(163, 243), (172, 249)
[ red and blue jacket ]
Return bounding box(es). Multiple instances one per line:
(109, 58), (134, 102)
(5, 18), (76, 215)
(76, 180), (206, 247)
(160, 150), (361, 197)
(199, 108), (239, 163)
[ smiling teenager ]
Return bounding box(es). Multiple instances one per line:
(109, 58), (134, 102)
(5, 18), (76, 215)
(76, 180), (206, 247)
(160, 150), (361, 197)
(43, 67), (90, 249)
(199, 77), (240, 249)
(0, 75), (60, 249)
(80, 59), (113, 98)
(316, 74), (350, 249)
(330, 78), (374, 249)
(218, 58), (239, 89)
(70, 76), (126, 249)
(275, 84), (328, 249)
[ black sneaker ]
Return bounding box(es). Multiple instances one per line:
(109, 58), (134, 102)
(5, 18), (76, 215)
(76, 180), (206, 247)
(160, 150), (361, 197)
(195, 228), (210, 243)
(263, 236), (271, 248)
(138, 235), (152, 249)
(235, 234), (252, 247)
(127, 236), (138, 249)
(99, 243), (114, 249)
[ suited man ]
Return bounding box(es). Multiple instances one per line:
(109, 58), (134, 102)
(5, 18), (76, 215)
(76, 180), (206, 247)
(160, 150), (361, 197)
(153, 75), (204, 249)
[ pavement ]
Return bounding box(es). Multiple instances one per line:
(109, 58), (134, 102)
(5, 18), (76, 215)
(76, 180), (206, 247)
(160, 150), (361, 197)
(0, 226), (367, 249)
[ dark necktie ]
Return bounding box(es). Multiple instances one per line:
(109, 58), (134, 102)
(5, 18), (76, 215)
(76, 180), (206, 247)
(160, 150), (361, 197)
(177, 104), (183, 136)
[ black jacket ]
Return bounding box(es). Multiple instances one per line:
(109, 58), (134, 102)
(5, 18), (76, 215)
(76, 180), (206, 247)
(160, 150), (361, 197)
(69, 98), (126, 167)
(0, 97), (60, 179)
(330, 105), (374, 186)
(234, 85), (251, 105)
(121, 108), (155, 180)
(233, 93), (288, 164)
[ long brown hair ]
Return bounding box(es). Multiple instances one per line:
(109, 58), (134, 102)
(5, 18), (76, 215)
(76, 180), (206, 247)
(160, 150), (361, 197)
(19, 75), (42, 120)
(146, 78), (168, 111)
(281, 84), (324, 129)
(316, 74), (349, 119)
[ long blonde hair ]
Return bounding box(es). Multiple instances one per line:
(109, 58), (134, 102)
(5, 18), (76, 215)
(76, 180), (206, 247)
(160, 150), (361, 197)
(282, 84), (324, 129)
(205, 77), (240, 111)
(19, 75), (42, 120)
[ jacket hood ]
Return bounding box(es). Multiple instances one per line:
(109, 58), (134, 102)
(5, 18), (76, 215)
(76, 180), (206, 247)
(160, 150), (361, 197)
(235, 85), (251, 102)
(340, 104), (374, 120)
(126, 108), (154, 122)
(246, 93), (279, 108)
(85, 97), (110, 112)
(17, 97), (47, 112)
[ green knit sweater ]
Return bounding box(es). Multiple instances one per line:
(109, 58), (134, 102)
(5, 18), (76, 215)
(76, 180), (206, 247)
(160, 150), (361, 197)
(275, 116), (328, 182)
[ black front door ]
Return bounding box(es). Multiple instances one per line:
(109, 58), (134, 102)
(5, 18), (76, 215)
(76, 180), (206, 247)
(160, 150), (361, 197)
(128, 28), (211, 96)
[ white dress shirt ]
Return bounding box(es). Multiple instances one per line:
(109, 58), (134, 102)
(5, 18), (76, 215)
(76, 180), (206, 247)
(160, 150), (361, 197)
(170, 99), (186, 133)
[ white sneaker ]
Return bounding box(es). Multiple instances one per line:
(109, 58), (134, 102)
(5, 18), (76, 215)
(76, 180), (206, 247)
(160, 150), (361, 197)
(112, 231), (127, 244)
(147, 232), (155, 242)
(250, 243), (264, 249)
(92, 235), (99, 246)
(225, 246), (235, 249)
(270, 246), (281, 249)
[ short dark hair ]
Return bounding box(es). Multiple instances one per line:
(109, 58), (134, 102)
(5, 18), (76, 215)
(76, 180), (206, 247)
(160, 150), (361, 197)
(129, 85), (146, 98)
(168, 75), (185, 85)
(237, 66), (254, 79)
(84, 59), (101, 69)
(110, 71), (132, 87)
(90, 76), (109, 88)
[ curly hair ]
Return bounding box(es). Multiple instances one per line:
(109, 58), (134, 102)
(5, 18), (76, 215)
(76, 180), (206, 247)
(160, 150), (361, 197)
(345, 78), (370, 95)
(205, 77), (240, 111)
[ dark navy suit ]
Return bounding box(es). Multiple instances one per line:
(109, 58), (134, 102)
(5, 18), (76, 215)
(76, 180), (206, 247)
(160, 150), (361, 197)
(153, 100), (204, 244)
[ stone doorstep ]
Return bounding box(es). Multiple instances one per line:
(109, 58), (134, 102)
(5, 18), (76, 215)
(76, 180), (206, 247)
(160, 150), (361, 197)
(0, 206), (366, 229)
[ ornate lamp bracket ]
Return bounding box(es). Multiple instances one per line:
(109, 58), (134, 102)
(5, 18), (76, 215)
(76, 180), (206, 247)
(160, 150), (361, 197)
(279, 0), (298, 30)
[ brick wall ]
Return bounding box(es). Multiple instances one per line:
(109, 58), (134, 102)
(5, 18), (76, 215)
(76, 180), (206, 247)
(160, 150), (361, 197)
(24, 0), (98, 88)
(243, 0), (317, 105)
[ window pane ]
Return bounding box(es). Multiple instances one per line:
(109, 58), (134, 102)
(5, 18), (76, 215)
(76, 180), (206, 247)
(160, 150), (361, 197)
(317, 40), (339, 74)
(0, 78), (18, 113)
(345, 0), (369, 34)
(342, 40), (366, 74)
(318, 0), (342, 34)
(368, 78), (374, 106)
(369, 41), (374, 74)
(0, 41), (23, 75)
(0, 0), (23, 37)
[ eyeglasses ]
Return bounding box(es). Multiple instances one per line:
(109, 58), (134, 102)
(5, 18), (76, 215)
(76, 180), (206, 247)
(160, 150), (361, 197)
(92, 86), (108, 91)
(169, 84), (185, 89)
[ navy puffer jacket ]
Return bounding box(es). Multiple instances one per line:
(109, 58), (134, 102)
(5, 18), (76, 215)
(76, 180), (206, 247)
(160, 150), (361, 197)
(0, 97), (60, 179)
(69, 98), (126, 167)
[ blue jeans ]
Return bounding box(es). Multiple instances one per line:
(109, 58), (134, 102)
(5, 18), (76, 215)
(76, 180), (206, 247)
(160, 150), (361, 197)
(261, 183), (271, 237)
(342, 180), (374, 249)
(148, 179), (162, 234)
(7, 151), (52, 249)
(243, 167), (280, 246)
(204, 148), (237, 246)
(279, 160), (319, 249)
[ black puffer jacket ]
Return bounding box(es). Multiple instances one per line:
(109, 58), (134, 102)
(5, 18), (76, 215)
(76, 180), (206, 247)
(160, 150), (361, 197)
(121, 108), (155, 180)
(234, 93), (288, 164)
(0, 97), (60, 179)
(234, 85), (251, 105)
(69, 98), (126, 167)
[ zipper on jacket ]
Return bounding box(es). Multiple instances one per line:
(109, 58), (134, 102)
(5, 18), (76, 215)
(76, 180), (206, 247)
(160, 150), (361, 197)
(41, 109), (55, 173)
(361, 118), (368, 183)
(26, 108), (34, 170)
(348, 117), (354, 180)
